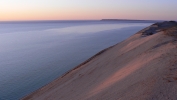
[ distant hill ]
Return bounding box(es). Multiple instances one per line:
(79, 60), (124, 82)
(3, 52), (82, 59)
(101, 19), (162, 23)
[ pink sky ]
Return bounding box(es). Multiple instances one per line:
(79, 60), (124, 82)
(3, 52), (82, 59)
(1, 0), (177, 21)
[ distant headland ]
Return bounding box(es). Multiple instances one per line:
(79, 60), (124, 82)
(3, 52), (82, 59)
(101, 19), (163, 23)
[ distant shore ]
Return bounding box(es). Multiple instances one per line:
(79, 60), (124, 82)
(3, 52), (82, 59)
(101, 19), (162, 23)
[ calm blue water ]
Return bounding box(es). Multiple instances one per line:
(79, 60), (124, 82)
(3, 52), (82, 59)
(0, 20), (152, 100)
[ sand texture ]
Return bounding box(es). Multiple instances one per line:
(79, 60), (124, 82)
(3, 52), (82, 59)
(23, 21), (177, 100)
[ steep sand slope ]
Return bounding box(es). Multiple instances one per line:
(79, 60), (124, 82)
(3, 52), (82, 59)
(23, 23), (177, 100)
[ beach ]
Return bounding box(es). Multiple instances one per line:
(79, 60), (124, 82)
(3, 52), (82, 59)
(23, 21), (177, 100)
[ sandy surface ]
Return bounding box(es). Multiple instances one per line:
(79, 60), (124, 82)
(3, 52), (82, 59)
(23, 23), (177, 100)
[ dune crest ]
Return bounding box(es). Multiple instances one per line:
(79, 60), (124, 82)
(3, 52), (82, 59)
(23, 21), (177, 100)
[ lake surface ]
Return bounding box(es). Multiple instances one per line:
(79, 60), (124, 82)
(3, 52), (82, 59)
(0, 20), (153, 100)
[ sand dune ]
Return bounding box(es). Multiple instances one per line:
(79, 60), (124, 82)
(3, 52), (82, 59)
(23, 21), (177, 100)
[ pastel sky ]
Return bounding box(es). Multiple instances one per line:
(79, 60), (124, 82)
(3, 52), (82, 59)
(1, 0), (177, 21)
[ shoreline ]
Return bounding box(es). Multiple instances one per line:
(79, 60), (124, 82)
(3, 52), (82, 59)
(22, 45), (115, 99)
(23, 21), (177, 100)
(61, 46), (114, 78)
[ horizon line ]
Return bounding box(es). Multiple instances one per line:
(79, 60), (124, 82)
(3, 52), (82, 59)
(0, 19), (168, 22)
